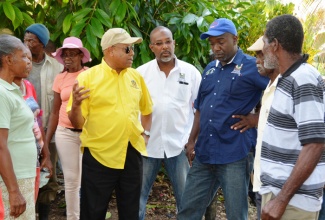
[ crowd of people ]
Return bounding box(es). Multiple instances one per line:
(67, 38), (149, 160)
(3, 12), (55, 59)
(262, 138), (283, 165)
(0, 13), (324, 220)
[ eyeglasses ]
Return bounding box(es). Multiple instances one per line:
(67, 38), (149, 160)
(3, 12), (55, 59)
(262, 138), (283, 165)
(151, 40), (173, 47)
(112, 45), (134, 54)
(61, 52), (81, 59)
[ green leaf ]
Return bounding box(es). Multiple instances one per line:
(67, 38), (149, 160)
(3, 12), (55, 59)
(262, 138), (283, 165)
(12, 5), (23, 30)
(169, 17), (181, 25)
(109, 0), (120, 15)
(114, 2), (127, 24)
(128, 22), (142, 38)
(3, 2), (15, 22)
(78, 0), (88, 6)
(90, 17), (104, 38)
(72, 8), (92, 22)
(182, 13), (198, 24)
(86, 25), (98, 50)
(196, 16), (204, 28)
(105, 211), (112, 219)
(94, 8), (112, 28)
(70, 18), (88, 37)
(22, 12), (34, 26)
(202, 8), (211, 17)
(125, 1), (140, 26)
(63, 14), (73, 34)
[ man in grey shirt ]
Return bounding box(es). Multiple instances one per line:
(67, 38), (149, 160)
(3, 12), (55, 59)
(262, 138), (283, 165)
(24, 23), (63, 220)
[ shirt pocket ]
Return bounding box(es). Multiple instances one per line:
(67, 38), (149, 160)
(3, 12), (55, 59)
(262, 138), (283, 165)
(169, 81), (191, 104)
(224, 73), (252, 96)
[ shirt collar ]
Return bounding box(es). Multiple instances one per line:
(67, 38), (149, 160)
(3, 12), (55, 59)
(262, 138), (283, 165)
(101, 58), (129, 75)
(215, 48), (244, 68)
(0, 78), (18, 91)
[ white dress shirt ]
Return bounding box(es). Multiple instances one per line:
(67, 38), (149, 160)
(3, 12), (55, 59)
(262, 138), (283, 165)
(137, 58), (201, 158)
(253, 75), (279, 192)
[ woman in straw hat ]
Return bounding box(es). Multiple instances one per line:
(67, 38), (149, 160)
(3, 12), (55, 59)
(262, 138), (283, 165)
(44, 37), (91, 220)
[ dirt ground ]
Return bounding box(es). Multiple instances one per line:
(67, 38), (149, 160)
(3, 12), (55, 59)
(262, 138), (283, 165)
(46, 173), (257, 220)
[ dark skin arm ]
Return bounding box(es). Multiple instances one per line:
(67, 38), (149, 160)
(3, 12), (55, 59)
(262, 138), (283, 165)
(230, 113), (259, 133)
(0, 128), (26, 218)
(141, 113), (152, 146)
(42, 92), (63, 177)
(68, 81), (89, 129)
(38, 120), (52, 176)
(184, 110), (200, 166)
(261, 142), (324, 220)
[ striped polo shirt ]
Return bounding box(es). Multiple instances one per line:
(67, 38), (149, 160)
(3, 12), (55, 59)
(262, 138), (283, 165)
(260, 55), (325, 212)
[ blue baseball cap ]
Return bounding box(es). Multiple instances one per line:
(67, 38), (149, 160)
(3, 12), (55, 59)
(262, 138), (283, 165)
(200, 18), (237, 40)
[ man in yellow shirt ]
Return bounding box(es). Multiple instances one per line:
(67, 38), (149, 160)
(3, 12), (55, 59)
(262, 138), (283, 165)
(67, 28), (153, 220)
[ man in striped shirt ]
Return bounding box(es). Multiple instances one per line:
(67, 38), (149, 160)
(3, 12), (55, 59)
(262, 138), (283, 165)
(260, 15), (325, 220)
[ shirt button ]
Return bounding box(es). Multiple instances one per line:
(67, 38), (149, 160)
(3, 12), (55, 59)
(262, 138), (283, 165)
(210, 134), (213, 136)
(209, 119), (212, 122)
(221, 68), (224, 70)
(203, 77), (206, 79)
(217, 80), (220, 83)
(210, 105), (213, 108)
(214, 93), (216, 95)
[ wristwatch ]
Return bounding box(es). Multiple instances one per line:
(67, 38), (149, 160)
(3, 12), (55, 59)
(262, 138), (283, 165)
(143, 130), (150, 137)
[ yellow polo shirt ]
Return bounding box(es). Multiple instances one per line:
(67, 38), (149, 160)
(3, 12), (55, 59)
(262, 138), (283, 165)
(67, 59), (152, 169)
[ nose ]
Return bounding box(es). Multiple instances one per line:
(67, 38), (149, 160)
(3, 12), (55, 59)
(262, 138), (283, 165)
(129, 48), (135, 56)
(212, 43), (221, 51)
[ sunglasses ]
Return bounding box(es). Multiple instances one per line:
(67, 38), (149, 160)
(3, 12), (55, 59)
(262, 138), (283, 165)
(113, 45), (134, 54)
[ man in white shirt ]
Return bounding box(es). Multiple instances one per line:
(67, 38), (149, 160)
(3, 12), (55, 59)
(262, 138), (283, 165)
(231, 36), (279, 220)
(137, 26), (201, 220)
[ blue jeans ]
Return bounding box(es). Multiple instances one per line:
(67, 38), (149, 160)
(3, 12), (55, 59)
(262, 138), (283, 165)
(139, 151), (189, 220)
(319, 188), (325, 220)
(177, 156), (250, 220)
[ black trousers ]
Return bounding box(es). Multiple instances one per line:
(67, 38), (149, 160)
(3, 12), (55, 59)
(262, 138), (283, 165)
(80, 143), (143, 220)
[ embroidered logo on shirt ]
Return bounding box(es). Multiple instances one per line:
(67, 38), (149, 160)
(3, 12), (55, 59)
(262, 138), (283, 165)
(178, 73), (189, 85)
(231, 64), (243, 76)
(130, 80), (138, 89)
(205, 68), (215, 76)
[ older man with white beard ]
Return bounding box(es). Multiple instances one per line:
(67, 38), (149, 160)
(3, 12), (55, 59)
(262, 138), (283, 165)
(260, 15), (325, 220)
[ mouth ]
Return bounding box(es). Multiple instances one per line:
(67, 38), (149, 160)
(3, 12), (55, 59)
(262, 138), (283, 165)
(161, 51), (171, 56)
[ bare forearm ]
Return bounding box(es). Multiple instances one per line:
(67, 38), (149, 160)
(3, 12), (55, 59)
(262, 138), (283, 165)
(0, 147), (20, 193)
(141, 113), (152, 131)
(68, 105), (85, 129)
(188, 110), (200, 144)
(277, 143), (324, 203)
(45, 113), (59, 145)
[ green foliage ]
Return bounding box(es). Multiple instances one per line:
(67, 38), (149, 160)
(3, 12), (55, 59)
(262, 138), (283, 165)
(0, 0), (295, 71)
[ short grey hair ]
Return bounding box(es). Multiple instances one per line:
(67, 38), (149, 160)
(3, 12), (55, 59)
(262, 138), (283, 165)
(0, 34), (24, 68)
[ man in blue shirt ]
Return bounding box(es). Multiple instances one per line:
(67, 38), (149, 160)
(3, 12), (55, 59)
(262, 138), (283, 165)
(177, 18), (269, 220)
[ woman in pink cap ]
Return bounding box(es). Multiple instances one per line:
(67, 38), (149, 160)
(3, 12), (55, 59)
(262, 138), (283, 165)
(44, 37), (91, 220)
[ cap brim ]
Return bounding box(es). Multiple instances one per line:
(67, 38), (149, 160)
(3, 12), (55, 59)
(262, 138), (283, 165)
(120, 37), (143, 44)
(200, 30), (227, 40)
(247, 37), (264, 51)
